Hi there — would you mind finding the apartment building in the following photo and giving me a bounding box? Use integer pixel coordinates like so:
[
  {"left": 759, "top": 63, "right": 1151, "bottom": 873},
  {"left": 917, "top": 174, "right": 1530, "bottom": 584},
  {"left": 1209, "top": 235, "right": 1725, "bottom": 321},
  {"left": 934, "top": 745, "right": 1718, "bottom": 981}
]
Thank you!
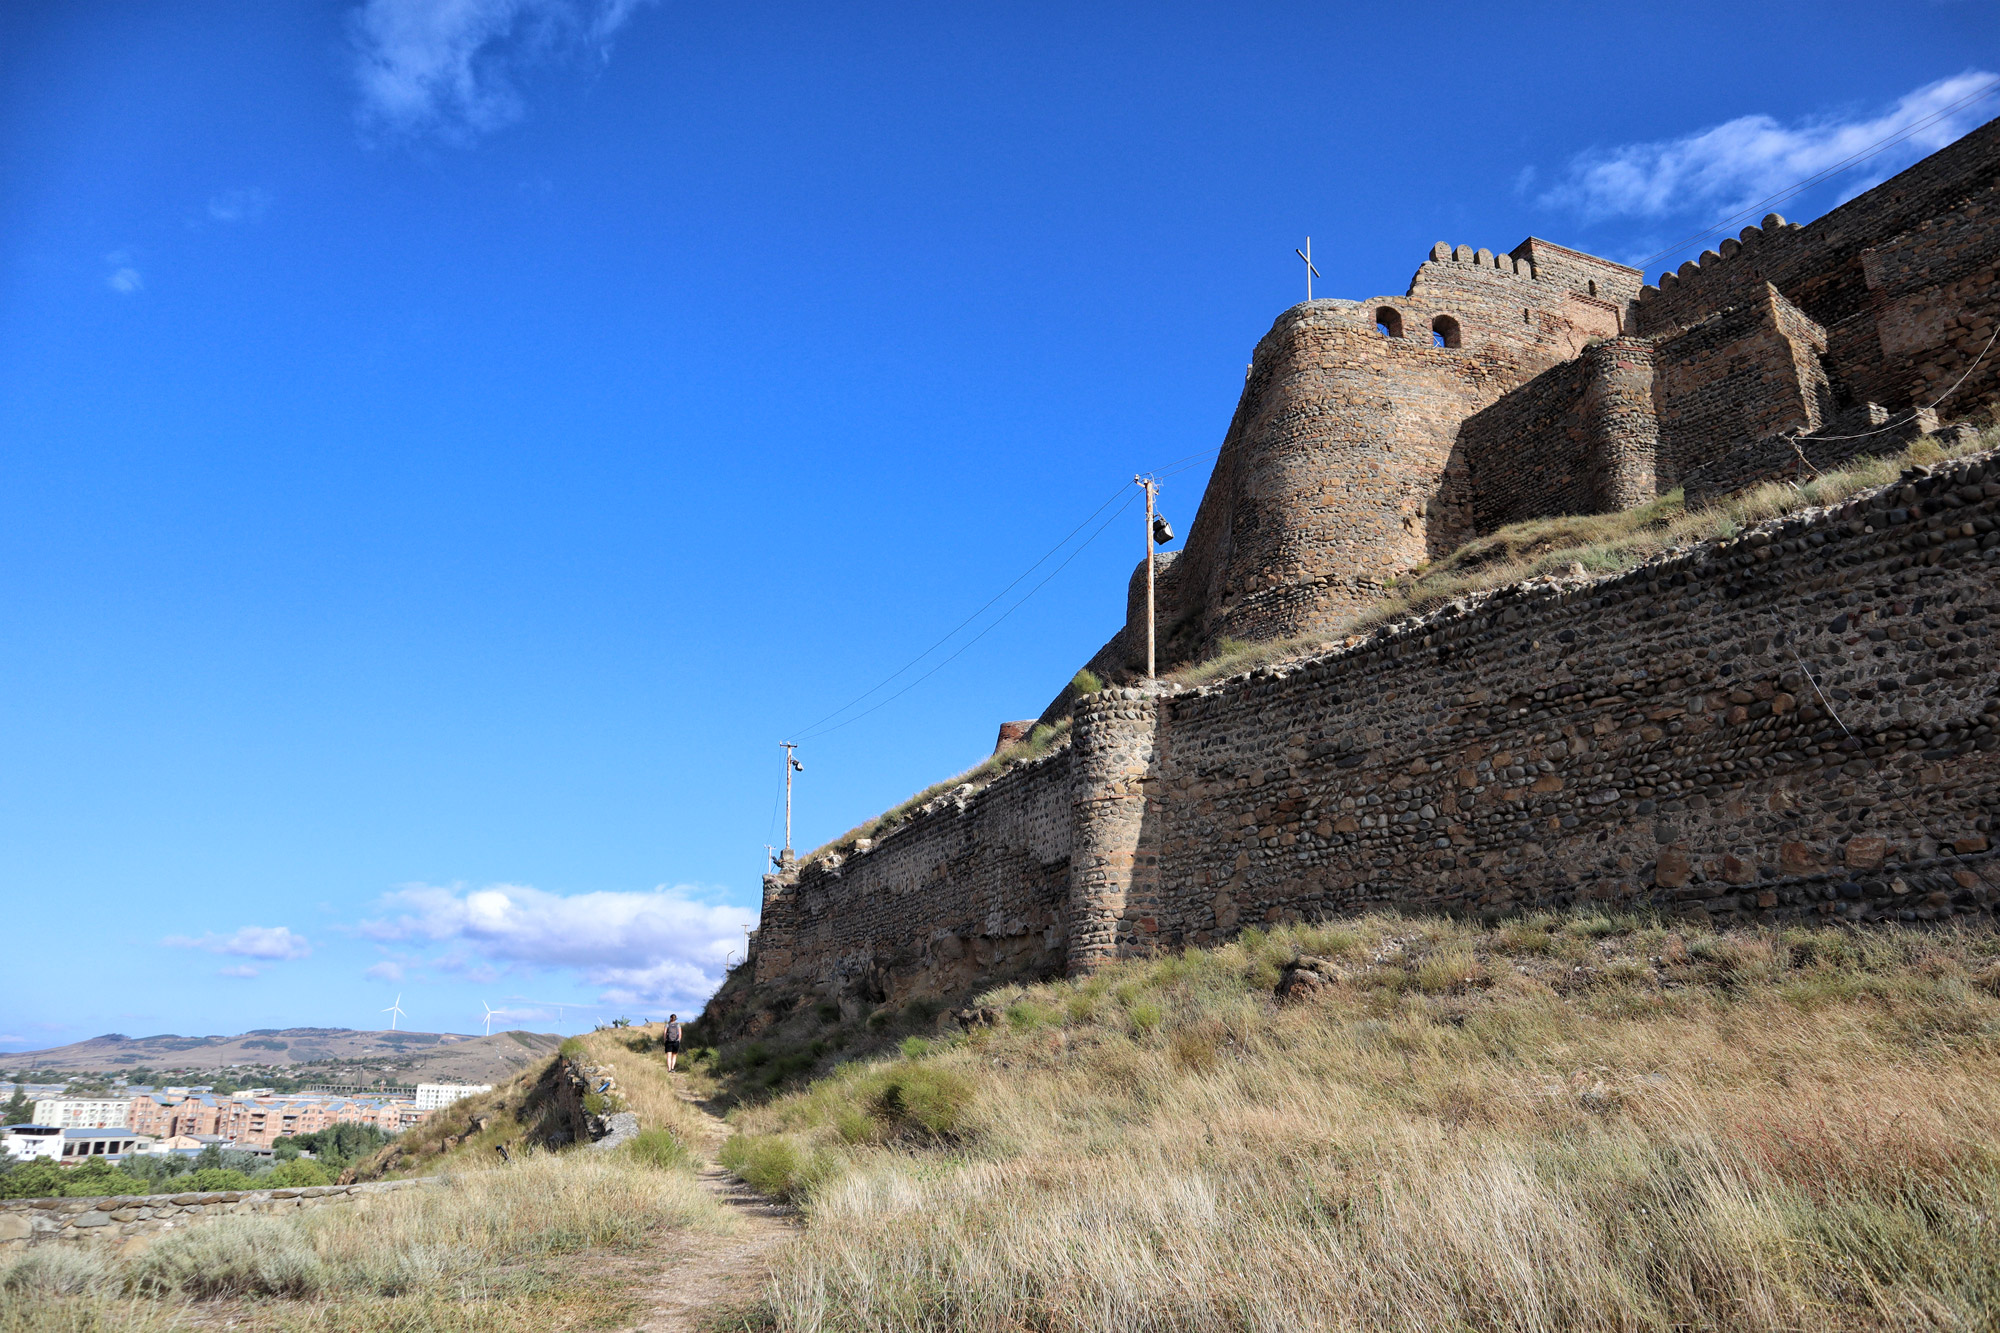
[{"left": 30, "top": 1098, "right": 131, "bottom": 1129}]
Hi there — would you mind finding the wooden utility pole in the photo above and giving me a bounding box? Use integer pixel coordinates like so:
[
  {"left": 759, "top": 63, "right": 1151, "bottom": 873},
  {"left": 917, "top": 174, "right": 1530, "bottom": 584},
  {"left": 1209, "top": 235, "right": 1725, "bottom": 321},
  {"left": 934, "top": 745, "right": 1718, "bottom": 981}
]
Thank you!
[
  {"left": 780, "top": 743, "right": 802, "bottom": 855},
  {"left": 1136, "top": 475, "right": 1159, "bottom": 678}
]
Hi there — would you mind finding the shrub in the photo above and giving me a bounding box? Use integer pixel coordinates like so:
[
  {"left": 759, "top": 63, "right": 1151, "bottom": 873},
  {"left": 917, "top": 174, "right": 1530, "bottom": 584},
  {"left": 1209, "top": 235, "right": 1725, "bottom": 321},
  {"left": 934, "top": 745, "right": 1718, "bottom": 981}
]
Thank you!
[
  {"left": 130, "top": 1216, "right": 326, "bottom": 1298},
  {"left": 264, "top": 1158, "right": 334, "bottom": 1189},
  {"left": 177, "top": 1167, "right": 255, "bottom": 1194},
  {"left": 865, "top": 1010, "right": 891, "bottom": 1033},
  {"left": 1071, "top": 668, "right": 1103, "bottom": 695},
  {"left": 814, "top": 1001, "right": 841, "bottom": 1024},
  {"left": 1, "top": 1245, "right": 113, "bottom": 1296},
  {"left": 867, "top": 1066, "right": 975, "bottom": 1139},
  {"left": 719, "top": 1134, "right": 834, "bottom": 1201},
  {"left": 558, "top": 1037, "right": 585, "bottom": 1059},
  {"left": 624, "top": 1128, "right": 693, "bottom": 1172},
  {"left": 1126, "top": 1000, "right": 1164, "bottom": 1035},
  {"left": 899, "top": 1036, "right": 933, "bottom": 1061}
]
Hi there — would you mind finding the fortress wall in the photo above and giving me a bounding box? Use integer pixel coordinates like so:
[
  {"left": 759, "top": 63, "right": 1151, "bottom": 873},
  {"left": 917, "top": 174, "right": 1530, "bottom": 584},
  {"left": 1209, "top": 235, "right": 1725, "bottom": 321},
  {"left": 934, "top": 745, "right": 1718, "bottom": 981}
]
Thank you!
[
  {"left": 1633, "top": 117, "right": 2000, "bottom": 412},
  {"left": 1143, "top": 450, "right": 2000, "bottom": 943},
  {"left": 744, "top": 453, "right": 2000, "bottom": 1014},
  {"left": 1866, "top": 192, "right": 2000, "bottom": 416},
  {"left": 753, "top": 747, "right": 1075, "bottom": 1009},
  {"left": 1453, "top": 338, "right": 1661, "bottom": 534}
]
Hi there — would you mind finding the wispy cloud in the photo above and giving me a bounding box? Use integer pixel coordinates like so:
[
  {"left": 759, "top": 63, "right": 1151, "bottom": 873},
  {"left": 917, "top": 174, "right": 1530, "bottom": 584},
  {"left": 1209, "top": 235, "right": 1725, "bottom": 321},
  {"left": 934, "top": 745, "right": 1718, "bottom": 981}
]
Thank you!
[
  {"left": 207, "top": 187, "right": 272, "bottom": 223},
  {"left": 104, "top": 250, "right": 142, "bottom": 294},
  {"left": 1541, "top": 70, "right": 1998, "bottom": 223},
  {"left": 364, "top": 960, "right": 406, "bottom": 983},
  {"left": 163, "top": 925, "right": 312, "bottom": 961},
  {"left": 348, "top": 0, "right": 657, "bottom": 144},
  {"left": 358, "top": 882, "right": 751, "bottom": 1008},
  {"left": 217, "top": 964, "right": 263, "bottom": 979}
]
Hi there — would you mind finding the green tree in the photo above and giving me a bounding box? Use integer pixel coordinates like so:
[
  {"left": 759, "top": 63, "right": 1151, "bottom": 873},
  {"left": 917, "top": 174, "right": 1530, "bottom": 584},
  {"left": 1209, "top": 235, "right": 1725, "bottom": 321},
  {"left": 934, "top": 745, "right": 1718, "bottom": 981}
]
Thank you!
[
  {"left": 264, "top": 1158, "right": 332, "bottom": 1188},
  {"left": 0, "top": 1160, "right": 66, "bottom": 1199},
  {"left": 1, "top": 1085, "right": 30, "bottom": 1124},
  {"left": 180, "top": 1167, "right": 254, "bottom": 1192},
  {"left": 61, "top": 1158, "right": 141, "bottom": 1197},
  {"left": 193, "top": 1143, "right": 224, "bottom": 1171}
]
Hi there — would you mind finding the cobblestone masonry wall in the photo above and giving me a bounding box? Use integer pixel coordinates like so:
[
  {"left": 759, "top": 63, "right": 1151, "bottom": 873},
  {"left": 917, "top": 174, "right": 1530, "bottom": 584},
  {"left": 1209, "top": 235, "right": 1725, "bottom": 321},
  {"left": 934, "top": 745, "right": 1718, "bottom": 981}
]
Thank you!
[
  {"left": 0, "top": 1178, "right": 427, "bottom": 1251},
  {"left": 1147, "top": 448, "right": 2000, "bottom": 941},
  {"left": 754, "top": 748, "right": 1074, "bottom": 1010},
  {"left": 747, "top": 451, "right": 2000, "bottom": 1007}
]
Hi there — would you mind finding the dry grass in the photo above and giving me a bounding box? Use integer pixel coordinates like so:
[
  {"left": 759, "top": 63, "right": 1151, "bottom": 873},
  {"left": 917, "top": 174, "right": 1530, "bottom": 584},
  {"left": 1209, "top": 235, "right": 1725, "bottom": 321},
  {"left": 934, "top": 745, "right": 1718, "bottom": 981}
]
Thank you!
[
  {"left": 1, "top": 1149, "right": 732, "bottom": 1330},
  {"left": 1168, "top": 425, "right": 1999, "bottom": 688},
  {"left": 719, "top": 910, "right": 2000, "bottom": 1331},
  {"left": 1, "top": 1038, "right": 735, "bottom": 1331}
]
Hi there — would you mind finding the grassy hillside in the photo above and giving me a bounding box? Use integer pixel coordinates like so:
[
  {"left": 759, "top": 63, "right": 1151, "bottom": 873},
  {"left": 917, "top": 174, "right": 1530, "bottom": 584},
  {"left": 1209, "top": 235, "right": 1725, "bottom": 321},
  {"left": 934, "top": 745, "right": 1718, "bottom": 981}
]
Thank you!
[
  {"left": 1, "top": 1025, "right": 729, "bottom": 1332},
  {"left": 715, "top": 909, "right": 2000, "bottom": 1332}
]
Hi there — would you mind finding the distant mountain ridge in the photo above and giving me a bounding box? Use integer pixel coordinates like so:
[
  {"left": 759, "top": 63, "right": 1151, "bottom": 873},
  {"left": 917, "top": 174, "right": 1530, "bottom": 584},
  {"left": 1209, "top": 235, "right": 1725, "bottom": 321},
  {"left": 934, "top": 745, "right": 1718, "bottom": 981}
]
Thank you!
[{"left": 1, "top": 1027, "right": 563, "bottom": 1084}]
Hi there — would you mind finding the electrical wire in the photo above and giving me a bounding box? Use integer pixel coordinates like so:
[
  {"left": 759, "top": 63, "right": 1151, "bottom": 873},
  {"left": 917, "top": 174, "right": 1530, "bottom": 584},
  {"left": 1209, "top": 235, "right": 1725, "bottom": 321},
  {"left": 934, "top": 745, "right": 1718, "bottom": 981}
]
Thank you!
[
  {"left": 1794, "top": 322, "right": 2000, "bottom": 447},
  {"left": 794, "top": 491, "right": 1139, "bottom": 741},
  {"left": 782, "top": 482, "right": 1132, "bottom": 739},
  {"left": 1633, "top": 77, "right": 2000, "bottom": 276}
]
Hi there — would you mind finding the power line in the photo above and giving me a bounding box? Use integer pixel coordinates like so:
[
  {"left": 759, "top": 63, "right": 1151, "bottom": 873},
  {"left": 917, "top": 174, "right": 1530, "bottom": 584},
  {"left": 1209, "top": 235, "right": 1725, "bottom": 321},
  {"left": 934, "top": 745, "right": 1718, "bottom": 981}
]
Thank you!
[
  {"left": 782, "top": 481, "right": 1132, "bottom": 740},
  {"left": 795, "top": 492, "right": 1138, "bottom": 741},
  {"left": 1633, "top": 77, "right": 2000, "bottom": 275}
]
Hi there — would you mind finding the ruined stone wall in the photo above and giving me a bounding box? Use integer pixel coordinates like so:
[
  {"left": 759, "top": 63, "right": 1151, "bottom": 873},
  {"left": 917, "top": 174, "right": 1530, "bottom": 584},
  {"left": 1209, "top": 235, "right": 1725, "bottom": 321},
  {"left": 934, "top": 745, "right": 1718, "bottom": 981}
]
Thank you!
[
  {"left": 753, "top": 748, "right": 1074, "bottom": 1009},
  {"left": 745, "top": 453, "right": 2000, "bottom": 1009},
  {"left": 1139, "top": 450, "right": 2000, "bottom": 943},
  {"left": 0, "top": 1178, "right": 428, "bottom": 1251}
]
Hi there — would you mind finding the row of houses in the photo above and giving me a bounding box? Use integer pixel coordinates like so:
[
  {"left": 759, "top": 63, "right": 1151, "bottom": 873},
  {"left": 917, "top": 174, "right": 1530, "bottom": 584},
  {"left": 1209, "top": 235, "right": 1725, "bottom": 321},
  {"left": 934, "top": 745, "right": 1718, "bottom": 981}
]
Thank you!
[{"left": 19, "top": 1082, "right": 491, "bottom": 1152}]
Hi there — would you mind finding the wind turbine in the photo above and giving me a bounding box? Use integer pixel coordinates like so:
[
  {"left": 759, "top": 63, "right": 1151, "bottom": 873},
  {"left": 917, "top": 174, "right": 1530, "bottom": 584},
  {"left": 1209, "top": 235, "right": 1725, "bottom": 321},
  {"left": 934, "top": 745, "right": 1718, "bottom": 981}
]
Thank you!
[
  {"left": 481, "top": 1002, "right": 498, "bottom": 1036},
  {"left": 381, "top": 994, "right": 406, "bottom": 1031}
]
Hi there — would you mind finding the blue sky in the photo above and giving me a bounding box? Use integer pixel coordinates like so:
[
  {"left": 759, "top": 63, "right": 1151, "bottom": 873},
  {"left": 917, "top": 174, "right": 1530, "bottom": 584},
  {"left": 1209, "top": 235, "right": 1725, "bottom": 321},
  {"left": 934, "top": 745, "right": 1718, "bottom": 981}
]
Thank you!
[{"left": 2, "top": 0, "right": 1994, "bottom": 1051}]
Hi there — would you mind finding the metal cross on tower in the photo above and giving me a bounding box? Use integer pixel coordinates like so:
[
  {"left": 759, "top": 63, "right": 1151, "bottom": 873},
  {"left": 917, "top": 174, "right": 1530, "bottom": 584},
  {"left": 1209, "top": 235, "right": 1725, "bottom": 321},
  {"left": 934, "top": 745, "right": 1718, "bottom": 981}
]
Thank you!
[{"left": 1295, "top": 237, "right": 1321, "bottom": 301}]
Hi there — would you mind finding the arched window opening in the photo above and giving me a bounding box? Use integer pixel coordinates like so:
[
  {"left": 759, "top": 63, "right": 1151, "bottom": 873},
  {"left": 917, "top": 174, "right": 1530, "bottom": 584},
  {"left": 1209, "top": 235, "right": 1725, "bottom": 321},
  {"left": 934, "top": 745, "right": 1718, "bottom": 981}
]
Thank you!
[
  {"left": 1587, "top": 279, "right": 1598, "bottom": 296},
  {"left": 1374, "top": 306, "right": 1403, "bottom": 338},
  {"left": 1431, "top": 315, "right": 1462, "bottom": 349}
]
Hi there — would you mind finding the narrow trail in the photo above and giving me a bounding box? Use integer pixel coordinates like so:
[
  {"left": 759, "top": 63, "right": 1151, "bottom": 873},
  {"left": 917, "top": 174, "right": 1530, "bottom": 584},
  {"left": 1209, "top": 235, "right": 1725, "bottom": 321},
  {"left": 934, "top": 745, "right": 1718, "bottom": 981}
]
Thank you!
[{"left": 621, "top": 1082, "right": 798, "bottom": 1333}]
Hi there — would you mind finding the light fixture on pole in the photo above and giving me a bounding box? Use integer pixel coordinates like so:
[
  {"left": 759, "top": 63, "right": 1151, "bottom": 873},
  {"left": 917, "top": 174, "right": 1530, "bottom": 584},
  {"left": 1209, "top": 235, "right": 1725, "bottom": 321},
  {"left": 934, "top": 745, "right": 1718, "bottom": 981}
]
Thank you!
[
  {"left": 1133, "top": 475, "right": 1171, "bottom": 678},
  {"left": 780, "top": 743, "right": 804, "bottom": 856}
]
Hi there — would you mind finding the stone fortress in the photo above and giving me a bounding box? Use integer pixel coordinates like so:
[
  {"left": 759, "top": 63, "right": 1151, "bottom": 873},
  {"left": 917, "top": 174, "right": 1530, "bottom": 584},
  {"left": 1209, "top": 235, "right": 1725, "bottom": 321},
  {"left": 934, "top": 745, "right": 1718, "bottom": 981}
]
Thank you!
[{"left": 720, "top": 116, "right": 2000, "bottom": 1025}]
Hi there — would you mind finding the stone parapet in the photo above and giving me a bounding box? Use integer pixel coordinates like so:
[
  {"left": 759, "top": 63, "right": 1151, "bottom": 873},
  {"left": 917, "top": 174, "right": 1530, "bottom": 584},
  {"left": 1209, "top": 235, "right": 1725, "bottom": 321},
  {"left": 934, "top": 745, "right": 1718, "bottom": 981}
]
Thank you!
[{"left": 0, "top": 1177, "right": 429, "bottom": 1250}]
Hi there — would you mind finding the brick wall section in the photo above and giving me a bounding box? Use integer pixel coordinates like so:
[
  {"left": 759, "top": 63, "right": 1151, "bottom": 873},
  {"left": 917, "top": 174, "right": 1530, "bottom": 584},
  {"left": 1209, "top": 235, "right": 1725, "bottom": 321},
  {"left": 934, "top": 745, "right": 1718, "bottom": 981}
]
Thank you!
[
  {"left": 0, "top": 1178, "right": 428, "bottom": 1250},
  {"left": 754, "top": 749, "right": 1074, "bottom": 1009},
  {"left": 743, "top": 452, "right": 2000, "bottom": 1012},
  {"left": 1653, "top": 285, "right": 1834, "bottom": 484}
]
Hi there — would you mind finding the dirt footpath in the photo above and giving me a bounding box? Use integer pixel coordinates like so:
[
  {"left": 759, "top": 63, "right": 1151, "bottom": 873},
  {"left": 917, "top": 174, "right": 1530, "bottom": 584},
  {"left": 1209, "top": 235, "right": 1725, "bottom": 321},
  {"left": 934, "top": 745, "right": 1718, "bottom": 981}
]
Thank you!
[{"left": 622, "top": 1088, "right": 796, "bottom": 1332}]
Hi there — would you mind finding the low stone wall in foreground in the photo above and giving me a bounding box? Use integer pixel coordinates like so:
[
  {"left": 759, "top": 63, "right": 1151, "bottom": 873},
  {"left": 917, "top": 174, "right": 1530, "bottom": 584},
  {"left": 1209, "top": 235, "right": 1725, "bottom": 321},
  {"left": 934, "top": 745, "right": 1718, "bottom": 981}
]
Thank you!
[{"left": 0, "top": 1177, "right": 428, "bottom": 1251}]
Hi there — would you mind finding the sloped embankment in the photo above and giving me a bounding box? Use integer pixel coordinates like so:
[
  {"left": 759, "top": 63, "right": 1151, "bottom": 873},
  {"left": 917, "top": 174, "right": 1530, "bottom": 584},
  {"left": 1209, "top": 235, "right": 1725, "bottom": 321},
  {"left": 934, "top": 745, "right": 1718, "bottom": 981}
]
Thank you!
[
  {"left": 716, "top": 908, "right": 2000, "bottom": 1332},
  {"left": 349, "top": 1025, "right": 708, "bottom": 1180}
]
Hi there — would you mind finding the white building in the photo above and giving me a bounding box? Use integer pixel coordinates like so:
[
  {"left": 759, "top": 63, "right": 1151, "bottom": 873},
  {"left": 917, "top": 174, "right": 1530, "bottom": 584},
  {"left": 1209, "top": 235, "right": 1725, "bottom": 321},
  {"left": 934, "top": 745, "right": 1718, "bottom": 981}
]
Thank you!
[
  {"left": 413, "top": 1083, "right": 491, "bottom": 1111},
  {"left": 3, "top": 1125, "right": 61, "bottom": 1161},
  {"left": 56, "top": 1128, "right": 154, "bottom": 1161},
  {"left": 31, "top": 1098, "right": 131, "bottom": 1129}
]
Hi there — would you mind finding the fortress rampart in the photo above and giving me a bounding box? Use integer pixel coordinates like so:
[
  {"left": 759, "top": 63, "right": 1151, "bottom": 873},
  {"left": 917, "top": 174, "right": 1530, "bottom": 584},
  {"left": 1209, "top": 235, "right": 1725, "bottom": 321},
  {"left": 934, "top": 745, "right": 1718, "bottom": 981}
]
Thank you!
[
  {"left": 751, "top": 450, "right": 2000, "bottom": 1011},
  {"left": 735, "top": 122, "right": 2000, "bottom": 1018}
]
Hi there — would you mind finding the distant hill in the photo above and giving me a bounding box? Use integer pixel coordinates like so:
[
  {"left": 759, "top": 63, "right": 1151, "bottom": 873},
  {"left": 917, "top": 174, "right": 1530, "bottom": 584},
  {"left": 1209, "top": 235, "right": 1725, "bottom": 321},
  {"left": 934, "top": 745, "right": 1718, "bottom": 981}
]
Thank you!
[{"left": 0, "top": 1028, "right": 563, "bottom": 1085}]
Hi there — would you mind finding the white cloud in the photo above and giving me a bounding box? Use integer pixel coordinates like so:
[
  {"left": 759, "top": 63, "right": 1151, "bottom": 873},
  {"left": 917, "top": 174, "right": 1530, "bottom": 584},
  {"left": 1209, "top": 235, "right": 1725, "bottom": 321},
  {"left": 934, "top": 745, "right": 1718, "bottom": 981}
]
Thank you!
[
  {"left": 347, "top": 0, "right": 656, "bottom": 143},
  {"left": 217, "top": 965, "right": 262, "bottom": 979},
  {"left": 1542, "top": 71, "right": 1998, "bottom": 223},
  {"left": 207, "top": 187, "right": 272, "bottom": 223},
  {"left": 365, "top": 960, "right": 405, "bottom": 983},
  {"left": 163, "top": 925, "right": 312, "bottom": 961},
  {"left": 104, "top": 250, "right": 142, "bottom": 294},
  {"left": 359, "top": 882, "right": 752, "bottom": 1008}
]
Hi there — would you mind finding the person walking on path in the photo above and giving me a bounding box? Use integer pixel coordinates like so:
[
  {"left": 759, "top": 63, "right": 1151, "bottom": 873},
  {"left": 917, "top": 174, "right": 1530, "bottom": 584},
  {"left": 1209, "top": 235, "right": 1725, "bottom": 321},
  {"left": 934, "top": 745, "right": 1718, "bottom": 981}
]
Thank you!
[{"left": 664, "top": 1014, "right": 683, "bottom": 1072}]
